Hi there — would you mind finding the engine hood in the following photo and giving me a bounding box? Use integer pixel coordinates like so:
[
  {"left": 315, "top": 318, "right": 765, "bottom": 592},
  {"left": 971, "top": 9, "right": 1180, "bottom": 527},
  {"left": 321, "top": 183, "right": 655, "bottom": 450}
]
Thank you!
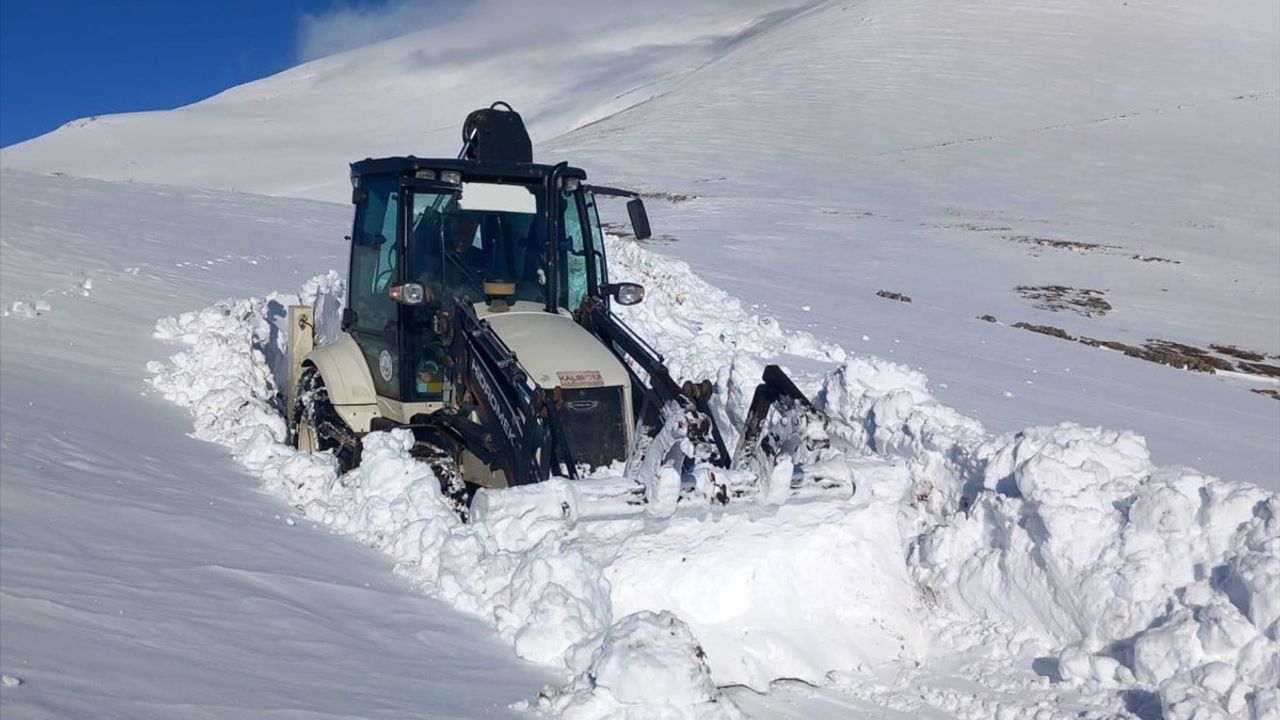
[{"left": 478, "top": 301, "right": 631, "bottom": 391}]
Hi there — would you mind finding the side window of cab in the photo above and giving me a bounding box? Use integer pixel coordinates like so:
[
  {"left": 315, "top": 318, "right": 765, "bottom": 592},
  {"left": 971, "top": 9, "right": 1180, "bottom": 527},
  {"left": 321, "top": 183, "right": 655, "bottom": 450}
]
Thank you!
[
  {"left": 348, "top": 174, "right": 403, "bottom": 398},
  {"left": 561, "top": 190, "right": 589, "bottom": 311},
  {"left": 583, "top": 190, "right": 608, "bottom": 293}
]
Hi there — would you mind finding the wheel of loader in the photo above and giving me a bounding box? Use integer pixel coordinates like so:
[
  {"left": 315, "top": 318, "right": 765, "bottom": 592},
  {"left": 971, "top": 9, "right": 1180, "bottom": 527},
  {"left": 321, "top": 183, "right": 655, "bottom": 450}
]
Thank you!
[
  {"left": 292, "top": 366, "right": 358, "bottom": 472},
  {"left": 406, "top": 432, "right": 483, "bottom": 522}
]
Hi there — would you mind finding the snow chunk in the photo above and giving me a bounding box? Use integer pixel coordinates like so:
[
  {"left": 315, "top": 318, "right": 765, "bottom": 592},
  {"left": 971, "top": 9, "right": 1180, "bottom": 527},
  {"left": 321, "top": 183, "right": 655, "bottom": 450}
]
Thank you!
[
  {"left": 6, "top": 298, "right": 51, "bottom": 318},
  {"left": 539, "top": 610, "right": 741, "bottom": 720},
  {"left": 606, "top": 500, "right": 925, "bottom": 690},
  {"left": 471, "top": 479, "right": 578, "bottom": 553},
  {"left": 310, "top": 430, "right": 462, "bottom": 576},
  {"left": 496, "top": 536, "right": 612, "bottom": 666}
]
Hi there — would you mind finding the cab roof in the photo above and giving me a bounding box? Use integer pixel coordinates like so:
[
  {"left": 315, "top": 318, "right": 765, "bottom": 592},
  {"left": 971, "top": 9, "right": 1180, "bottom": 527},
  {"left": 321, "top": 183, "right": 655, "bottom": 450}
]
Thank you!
[{"left": 350, "top": 156, "right": 587, "bottom": 182}]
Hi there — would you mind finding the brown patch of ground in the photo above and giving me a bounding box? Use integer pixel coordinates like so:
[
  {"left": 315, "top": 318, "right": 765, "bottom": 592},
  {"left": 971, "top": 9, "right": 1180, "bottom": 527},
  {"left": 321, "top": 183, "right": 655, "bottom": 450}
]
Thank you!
[
  {"left": 600, "top": 222, "right": 679, "bottom": 244},
  {"left": 1212, "top": 344, "right": 1266, "bottom": 362},
  {"left": 928, "top": 222, "right": 1013, "bottom": 231},
  {"left": 638, "top": 190, "right": 697, "bottom": 203},
  {"left": 1007, "top": 236, "right": 1180, "bottom": 264},
  {"left": 1141, "top": 340, "right": 1234, "bottom": 373},
  {"left": 1014, "top": 322, "right": 1074, "bottom": 340},
  {"left": 989, "top": 316, "right": 1279, "bottom": 396},
  {"left": 1008, "top": 235, "right": 1119, "bottom": 253},
  {"left": 1078, "top": 337, "right": 1134, "bottom": 354},
  {"left": 1016, "top": 285, "right": 1112, "bottom": 317},
  {"left": 876, "top": 290, "right": 912, "bottom": 303},
  {"left": 944, "top": 207, "right": 1016, "bottom": 222},
  {"left": 1071, "top": 335, "right": 1280, "bottom": 378},
  {"left": 1239, "top": 362, "right": 1280, "bottom": 378},
  {"left": 1076, "top": 337, "right": 1231, "bottom": 373}
]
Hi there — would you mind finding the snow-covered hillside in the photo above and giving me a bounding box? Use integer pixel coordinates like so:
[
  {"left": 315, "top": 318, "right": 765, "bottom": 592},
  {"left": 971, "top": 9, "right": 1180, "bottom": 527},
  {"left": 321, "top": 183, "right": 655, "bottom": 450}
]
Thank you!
[
  {"left": 6, "top": 170, "right": 1274, "bottom": 719},
  {"left": 0, "top": 172, "right": 559, "bottom": 718},
  {"left": 4, "top": 0, "right": 1277, "bottom": 483},
  {"left": 2, "top": 0, "right": 1278, "bottom": 718},
  {"left": 0, "top": 0, "right": 802, "bottom": 199},
  {"left": 547, "top": 0, "right": 1280, "bottom": 481},
  {"left": 547, "top": 1, "right": 1280, "bottom": 481}
]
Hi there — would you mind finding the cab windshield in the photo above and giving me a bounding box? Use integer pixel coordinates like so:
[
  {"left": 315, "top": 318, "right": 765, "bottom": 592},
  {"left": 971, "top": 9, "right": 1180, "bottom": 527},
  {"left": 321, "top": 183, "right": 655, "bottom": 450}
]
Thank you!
[
  {"left": 346, "top": 172, "right": 605, "bottom": 403},
  {"left": 406, "top": 181, "right": 595, "bottom": 311}
]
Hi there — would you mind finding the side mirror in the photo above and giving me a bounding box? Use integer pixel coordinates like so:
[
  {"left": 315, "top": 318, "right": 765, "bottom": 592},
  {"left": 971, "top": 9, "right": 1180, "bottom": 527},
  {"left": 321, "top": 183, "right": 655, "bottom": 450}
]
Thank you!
[
  {"left": 626, "top": 197, "right": 651, "bottom": 240},
  {"left": 388, "top": 283, "right": 426, "bottom": 305},
  {"left": 605, "top": 282, "right": 645, "bottom": 306},
  {"left": 341, "top": 308, "right": 357, "bottom": 330}
]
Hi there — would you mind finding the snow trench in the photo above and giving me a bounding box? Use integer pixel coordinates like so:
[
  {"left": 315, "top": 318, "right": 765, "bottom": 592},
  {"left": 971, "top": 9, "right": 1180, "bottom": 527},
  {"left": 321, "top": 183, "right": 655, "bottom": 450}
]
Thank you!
[{"left": 148, "top": 238, "right": 1279, "bottom": 720}]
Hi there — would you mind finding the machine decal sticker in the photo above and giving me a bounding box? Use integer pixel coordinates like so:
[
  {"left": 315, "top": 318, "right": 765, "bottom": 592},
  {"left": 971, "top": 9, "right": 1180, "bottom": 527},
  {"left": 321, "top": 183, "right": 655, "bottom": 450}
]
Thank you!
[
  {"left": 557, "top": 370, "right": 604, "bottom": 388},
  {"left": 378, "top": 350, "right": 394, "bottom": 382}
]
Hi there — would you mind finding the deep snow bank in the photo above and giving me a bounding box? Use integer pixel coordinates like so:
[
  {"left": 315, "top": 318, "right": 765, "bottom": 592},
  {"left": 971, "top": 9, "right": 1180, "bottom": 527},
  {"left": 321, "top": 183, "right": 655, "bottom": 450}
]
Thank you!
[
  {"left": 602, "top": 499, "right": 924, "bottom": 689},
  {"left": 142, "top": 266, "right": 919, "bottom": 717},
  {"left": 144, "top": 297, "right": 921, "bottom": 696},
  {"left": 811, "top": 356, "right": 1280, "bottom": 719},
  {"left": 147, "top": 236, "right": 1279, "bottom": 719}
]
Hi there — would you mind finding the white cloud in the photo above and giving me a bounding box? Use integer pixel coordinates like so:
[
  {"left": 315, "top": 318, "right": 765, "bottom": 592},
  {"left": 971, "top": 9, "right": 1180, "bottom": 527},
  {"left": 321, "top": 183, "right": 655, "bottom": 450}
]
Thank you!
[
  {"left": 296, "top": 0, "right": 468, "bottom": 62},
  {"left": 295, "top": 0, "right": 792, "bottom": 63}
]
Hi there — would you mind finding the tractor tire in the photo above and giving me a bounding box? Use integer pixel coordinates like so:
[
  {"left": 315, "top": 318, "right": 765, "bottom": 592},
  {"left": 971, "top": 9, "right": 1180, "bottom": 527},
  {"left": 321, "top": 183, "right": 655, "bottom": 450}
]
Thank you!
[
  {"left": 292, "top": 366, "right": 358, "bottom": 473},
  {"left": 407, "top": 433, "right": 475, "bottom": 521}
]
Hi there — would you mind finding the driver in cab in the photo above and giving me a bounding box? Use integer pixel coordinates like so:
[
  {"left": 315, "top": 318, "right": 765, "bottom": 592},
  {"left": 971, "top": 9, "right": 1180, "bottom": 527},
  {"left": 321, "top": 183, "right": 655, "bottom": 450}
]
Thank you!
[
  {"left": 412, "top": 212, "right": 483, "bottom": 304},
  {"left": 445, "top": 214, "right": 483, "bottom": 270}
]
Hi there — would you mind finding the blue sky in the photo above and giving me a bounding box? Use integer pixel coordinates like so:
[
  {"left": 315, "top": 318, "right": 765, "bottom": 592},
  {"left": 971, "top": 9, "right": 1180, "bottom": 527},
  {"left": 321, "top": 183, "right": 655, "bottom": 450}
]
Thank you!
[{"left": 0, "top": 1, "right": 400, "bottom": 147}]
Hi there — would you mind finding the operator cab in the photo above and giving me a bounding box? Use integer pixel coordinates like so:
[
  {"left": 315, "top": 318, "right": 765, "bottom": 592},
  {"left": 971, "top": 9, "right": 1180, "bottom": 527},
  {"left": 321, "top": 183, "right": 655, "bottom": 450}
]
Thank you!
[{"left": 344, "top": 157, "right": 647, "bottom": 407}]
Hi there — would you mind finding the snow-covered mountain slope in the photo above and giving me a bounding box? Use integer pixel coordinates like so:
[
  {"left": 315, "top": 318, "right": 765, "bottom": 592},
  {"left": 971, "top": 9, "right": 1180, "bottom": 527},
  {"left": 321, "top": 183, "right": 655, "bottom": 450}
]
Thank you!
[
  {"left": 11, "top": 169, "right": 1271, "bottom": 720},
  {"left": 545, "top": 0, "right": 1280, "bottom": 483},
  {"left": 4, "top": 0, "right": 1276, "bottom": 483},
  {"left": 550, "top": 0, "right": 1280, "bottom": 348},
  {"left": 0, "top": 171, "right": 557, "bottom": 719},
  {"left": 0, "top": 0, "right": 802, "bottom": 199}
]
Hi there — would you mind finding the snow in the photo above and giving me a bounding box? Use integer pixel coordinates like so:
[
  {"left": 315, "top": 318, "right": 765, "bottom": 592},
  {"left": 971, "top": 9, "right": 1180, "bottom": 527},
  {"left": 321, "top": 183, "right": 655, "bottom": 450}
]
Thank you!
[
  {"left": 602, "top": 500, "right": 925, "bottom": 690},
  {"left": 131, "top": 199, "right": 1276, "bottom": 717},
  {"left": 0, "top": 172, "right": 556, "bottom": 719},
  {"left": 911, "top": 423, "right": 1280, "bottom": 716},
  {"left": 2, "top": 166, "right": 1275, "bottom": 717},
  {"left": 545, "top": 0, "right": 1280, "bottom": 484},
  {"left": 5, "top": 0, "right": 1276, "bottom": 486},
  {"left": 141, "top": 269, "right": 913, "bottom": 695},
  {"left": 538, "top": 610, "right": 740, "bottom": 720},
  {"left": 0, "top": 1, "right": 801, "bottom": 201},
  {"left": 2, "top": 0, "right": 1278, "bottom": 717}
]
